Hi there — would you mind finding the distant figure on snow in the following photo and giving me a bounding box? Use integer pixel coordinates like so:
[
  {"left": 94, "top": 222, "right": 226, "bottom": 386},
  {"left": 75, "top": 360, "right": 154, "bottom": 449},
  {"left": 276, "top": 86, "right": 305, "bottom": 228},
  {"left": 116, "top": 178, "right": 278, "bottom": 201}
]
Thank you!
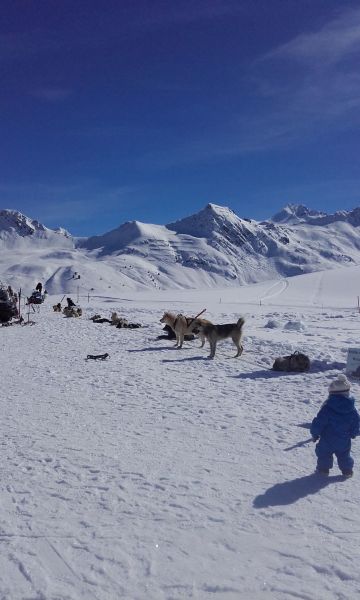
[
  {"left": 36, "top": 282, "right": 43, "bottom": 293},
  {"left": 311, "top": 374, "right": 360, "bottom": 478},
  {"left": 67, "top": 297, "right": 76, "bottom": 308}
]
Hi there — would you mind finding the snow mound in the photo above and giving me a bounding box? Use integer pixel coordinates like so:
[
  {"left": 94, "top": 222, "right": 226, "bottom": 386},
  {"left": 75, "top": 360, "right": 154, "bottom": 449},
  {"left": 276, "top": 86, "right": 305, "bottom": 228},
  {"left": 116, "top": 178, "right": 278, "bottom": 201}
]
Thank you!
[
  {"left": 284, "top": 320, "right": 306, "bottom": 332},
  {"left": 264, "top": 319, "right": 281, "bottom": 329}
]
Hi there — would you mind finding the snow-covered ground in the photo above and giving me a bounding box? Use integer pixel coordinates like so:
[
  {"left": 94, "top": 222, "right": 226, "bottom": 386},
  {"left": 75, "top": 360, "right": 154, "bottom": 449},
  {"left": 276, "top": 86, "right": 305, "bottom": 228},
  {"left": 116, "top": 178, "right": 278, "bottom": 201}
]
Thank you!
[{"left": 1, "top": 268, "right": 360, "bottom": 599}]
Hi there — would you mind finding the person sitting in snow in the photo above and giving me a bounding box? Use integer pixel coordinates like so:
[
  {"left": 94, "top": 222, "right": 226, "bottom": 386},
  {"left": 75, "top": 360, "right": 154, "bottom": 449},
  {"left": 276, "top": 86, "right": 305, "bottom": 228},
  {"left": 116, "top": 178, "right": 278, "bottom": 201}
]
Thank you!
[{"left": 311, "top": 374, "right": 360, "bottom": 478}]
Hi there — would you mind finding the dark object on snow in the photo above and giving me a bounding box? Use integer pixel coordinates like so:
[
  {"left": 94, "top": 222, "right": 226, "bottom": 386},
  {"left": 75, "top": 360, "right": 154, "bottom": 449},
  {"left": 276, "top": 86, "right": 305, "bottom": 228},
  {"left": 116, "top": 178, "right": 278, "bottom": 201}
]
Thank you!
[
  {"left": 160, "top": 324, "right": 176, "bottom": 339},
  {"left": 89, "top": 314, "right": 112, "bottom": 323},
  {"left": 1, "top": 316, "right": 24, "bottom": 327},
  {"left": 157, "top": 324, "right": 195, "bottom": 341},
  {"left": 0, "top": 286, "right": 18, "bottom": 323},
  {"left": 92, "top": 318, "right": 112, "bottom": 324},
  {"left": 27, "top": 290, "right": 44, "bottom": 305},
  {"left": 272, "top": 351, "right": 310, "bottom": 372},
  {"left": 67, "top": 297, "right": 76, "bottom": 308},
  {"left": 36, "top": 282, "right": 43, "bottom": 293},
  {"left": 116, "top": 319, "right": 142, "bottom": 329},
  {"left": 86, "top": 353, "right": 110, "bottom": 361}
]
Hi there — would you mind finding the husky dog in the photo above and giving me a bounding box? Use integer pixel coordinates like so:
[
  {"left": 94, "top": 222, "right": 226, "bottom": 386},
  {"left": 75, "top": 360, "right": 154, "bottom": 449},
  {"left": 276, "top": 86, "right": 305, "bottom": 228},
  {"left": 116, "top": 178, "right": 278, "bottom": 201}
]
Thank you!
[
  {"left": 198, "top": 317, "right": 245, "bottom": 359},
  {"left": 111, "top": 311, "right": 121, "bottom": 325},
  {"left": 160, "top": 312, "right": 189, "bottom": 348},
  {"left": 160, "top": 311, "right": 213, "bottom": 348},
  {"left": 190, "top": 317, "right": 214, "bottom": 348},
  {"left": 63, "top": 306, "right": 82, "bottom": 318}
]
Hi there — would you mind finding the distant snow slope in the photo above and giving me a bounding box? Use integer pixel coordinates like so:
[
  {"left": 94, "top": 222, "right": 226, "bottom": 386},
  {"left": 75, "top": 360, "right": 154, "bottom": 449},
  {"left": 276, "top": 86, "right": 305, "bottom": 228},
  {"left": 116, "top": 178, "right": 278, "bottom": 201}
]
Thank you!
[{"left": 2, "top": 203, "right": 360, "bottom": 294}]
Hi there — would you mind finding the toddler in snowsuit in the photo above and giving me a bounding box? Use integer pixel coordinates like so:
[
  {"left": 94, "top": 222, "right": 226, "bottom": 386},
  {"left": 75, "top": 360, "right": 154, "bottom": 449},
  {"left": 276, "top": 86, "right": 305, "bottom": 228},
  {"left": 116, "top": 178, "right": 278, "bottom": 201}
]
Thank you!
[{"left": 310, "top": 374, "right": 359, "bottom": 478}]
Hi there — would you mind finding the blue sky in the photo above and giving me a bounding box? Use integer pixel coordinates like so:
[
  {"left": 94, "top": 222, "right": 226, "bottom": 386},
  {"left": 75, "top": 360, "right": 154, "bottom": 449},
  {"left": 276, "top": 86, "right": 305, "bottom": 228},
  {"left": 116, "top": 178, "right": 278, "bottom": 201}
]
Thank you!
[{"left": 1, "top": 0, "right": 360, "bottom": 235}]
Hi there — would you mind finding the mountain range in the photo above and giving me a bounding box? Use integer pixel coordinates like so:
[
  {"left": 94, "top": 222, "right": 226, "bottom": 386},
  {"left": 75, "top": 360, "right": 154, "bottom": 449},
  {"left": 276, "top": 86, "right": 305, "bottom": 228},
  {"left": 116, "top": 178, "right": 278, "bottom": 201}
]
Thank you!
[{"left": 1, "top": 203, "right": 360, "bottom": 295}]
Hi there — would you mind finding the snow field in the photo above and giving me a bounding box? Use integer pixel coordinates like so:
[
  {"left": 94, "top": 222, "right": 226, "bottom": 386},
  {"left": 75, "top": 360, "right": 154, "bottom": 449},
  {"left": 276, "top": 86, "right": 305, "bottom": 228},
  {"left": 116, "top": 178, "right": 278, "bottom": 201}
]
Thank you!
[{"left": 1, "top": 289, "right": 360, "bottom": 599}]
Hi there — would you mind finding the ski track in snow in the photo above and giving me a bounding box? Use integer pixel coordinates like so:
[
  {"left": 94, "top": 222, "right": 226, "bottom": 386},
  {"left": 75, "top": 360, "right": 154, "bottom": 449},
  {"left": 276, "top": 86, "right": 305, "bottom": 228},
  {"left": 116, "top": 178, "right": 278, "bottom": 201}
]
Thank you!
[
  {"left": 259, "top": 278, "right": 289, "bottom": 304},
  {"left": 1, "top": 294, "right": 360, "bottom": 600}
]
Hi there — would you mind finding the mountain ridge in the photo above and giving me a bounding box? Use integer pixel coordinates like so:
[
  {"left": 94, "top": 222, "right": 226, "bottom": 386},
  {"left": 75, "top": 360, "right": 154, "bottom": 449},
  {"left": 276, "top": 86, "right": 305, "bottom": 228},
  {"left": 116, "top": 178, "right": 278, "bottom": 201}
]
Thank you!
[{"left": 1, "top": 203, "right": 360, "bottom": 293}]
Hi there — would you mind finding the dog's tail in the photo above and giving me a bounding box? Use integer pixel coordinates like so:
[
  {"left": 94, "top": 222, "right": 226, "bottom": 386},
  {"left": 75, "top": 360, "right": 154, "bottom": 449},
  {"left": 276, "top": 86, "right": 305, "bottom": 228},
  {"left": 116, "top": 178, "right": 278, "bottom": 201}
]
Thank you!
[{"left": 236, "top": 317, "right": 245, "bottom": 329}]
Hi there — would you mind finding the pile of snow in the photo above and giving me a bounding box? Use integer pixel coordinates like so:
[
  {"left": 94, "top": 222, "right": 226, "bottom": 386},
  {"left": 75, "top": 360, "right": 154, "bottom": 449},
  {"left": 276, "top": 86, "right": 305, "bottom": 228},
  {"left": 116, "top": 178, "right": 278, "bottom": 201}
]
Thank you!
[
  {"left": 284, "top": 320, "right": 306, "bottom": 332},
  {"left": 264, "top": 318, "right": 281, "bottom": 329}
]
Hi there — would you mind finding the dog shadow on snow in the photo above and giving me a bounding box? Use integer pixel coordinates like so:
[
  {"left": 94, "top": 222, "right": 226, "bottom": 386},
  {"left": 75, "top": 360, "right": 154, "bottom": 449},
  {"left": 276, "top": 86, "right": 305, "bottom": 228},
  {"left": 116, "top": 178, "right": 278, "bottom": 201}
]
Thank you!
[
  {"left": 253, "top": 473, "right": 344, "bottom": 508},
  {"left": 128, "top": 346, "right": 186, "bottom": 353},
  {"left": 162, "top": 356, "right": 209, "bottom": 363}
]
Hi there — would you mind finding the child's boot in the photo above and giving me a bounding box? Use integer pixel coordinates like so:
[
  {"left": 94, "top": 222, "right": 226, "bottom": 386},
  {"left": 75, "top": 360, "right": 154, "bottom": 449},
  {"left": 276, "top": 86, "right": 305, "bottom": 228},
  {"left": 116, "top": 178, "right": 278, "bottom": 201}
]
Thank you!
[{"left": 316, "top": 468, "right": 329, "bottom": 476}]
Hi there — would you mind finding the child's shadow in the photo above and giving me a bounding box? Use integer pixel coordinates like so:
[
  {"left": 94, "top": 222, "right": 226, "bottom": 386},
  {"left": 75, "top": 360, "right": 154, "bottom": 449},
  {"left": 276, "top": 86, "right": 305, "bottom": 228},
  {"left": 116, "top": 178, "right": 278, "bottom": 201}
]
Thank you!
[{"left": 253, "top": 473, "right": 343, "bottom": 508}]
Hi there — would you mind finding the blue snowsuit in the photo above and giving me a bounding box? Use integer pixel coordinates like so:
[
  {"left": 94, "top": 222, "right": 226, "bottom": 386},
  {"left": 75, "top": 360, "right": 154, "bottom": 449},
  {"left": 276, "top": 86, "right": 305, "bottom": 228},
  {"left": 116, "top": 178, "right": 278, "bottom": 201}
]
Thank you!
[{"left": 310, "top": 393, "right": 360, "bottom": 473}]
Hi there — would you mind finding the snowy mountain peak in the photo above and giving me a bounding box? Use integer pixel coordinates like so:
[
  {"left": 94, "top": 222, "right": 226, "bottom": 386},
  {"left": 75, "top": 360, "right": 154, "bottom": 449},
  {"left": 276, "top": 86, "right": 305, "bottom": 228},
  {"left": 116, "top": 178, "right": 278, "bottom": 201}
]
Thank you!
[
  {"left": 0, "top": 209, "right": 72, "bottom": 240},
  {"left": 54, "top": 226, "right": 72, "bottom": 239},
  {"left": 271, "top": 203, "right": 360, "bottom": 227},
  {"left": 0, "top": 209, "right": 48, "bottom": 237},
  {"left": 82, "top": 219, "right": 169, "bottom": 253},
  {"left": 271, "top": 204, "right": 327, "bottom": 224},
  {"left": 167, "top": 203, "right": 243, "bottom": 238}
]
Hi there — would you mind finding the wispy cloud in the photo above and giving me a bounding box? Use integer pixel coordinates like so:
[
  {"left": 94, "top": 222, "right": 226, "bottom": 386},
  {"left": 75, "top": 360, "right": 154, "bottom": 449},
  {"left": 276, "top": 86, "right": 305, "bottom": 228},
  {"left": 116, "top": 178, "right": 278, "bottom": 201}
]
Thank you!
[
  {"left": 125, "top": 5, "right": 360, "bottom": 171},
  {"left": 265, "top": 7, "right": 360, "bottom": 68},
  {"left": 254, "top": 6, "right": 360, "bottom": 121},
  {"left": 157, "top": 6, "right": 360, "bottom": 166}
]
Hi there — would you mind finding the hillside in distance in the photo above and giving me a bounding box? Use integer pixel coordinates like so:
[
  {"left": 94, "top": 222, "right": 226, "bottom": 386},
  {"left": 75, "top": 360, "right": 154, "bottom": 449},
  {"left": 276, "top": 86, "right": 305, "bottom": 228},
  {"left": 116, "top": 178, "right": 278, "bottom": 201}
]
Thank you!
[{"left": 1, "top": 203, "right": 360, "bottom": 294}]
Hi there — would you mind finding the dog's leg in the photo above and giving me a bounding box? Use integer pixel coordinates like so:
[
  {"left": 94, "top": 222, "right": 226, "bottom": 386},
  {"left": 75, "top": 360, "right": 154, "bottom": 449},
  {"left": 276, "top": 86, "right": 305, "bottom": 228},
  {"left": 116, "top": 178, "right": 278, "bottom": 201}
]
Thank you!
[
  {"left": 178, "top": 334, "right": 184, "bottom": 349},
  {"left": 234, "top": 344, "right": 243, "bottom": 358},
  {"left": 208, "top": 339, "right": 216, "bottom": 359},
  {"left": 199, "top": 333, "right": 205, "bottom": 348}
]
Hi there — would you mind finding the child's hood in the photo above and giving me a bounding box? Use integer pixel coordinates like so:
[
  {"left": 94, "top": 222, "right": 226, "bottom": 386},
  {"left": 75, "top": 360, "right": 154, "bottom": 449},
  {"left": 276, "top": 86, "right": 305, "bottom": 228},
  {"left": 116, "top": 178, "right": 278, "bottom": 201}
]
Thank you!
[{"left": 326, "top": 394, "right": 356, "bottom": 414}]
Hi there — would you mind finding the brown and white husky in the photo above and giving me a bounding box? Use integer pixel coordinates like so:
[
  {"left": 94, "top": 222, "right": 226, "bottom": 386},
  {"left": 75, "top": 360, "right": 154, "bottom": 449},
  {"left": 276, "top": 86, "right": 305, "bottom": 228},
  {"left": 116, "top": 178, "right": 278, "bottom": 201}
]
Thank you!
[{"left": 160, "top": 311, "right": 212, "bottom": 349}]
